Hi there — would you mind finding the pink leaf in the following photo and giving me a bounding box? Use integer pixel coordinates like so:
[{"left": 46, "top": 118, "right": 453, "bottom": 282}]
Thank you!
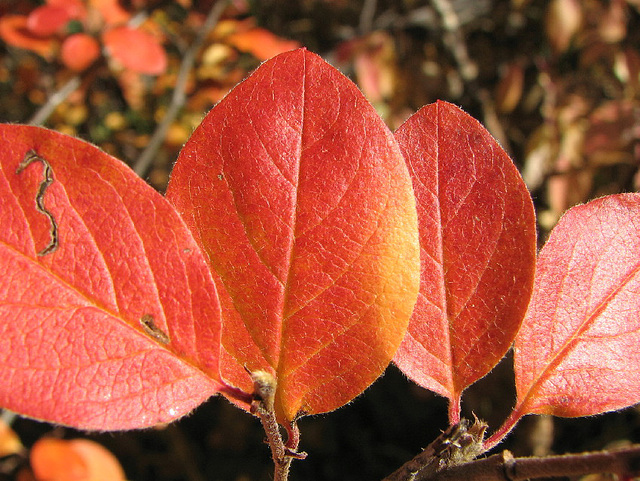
[{"left": 515, "top": 193, "right": 640, "bottom": 417}]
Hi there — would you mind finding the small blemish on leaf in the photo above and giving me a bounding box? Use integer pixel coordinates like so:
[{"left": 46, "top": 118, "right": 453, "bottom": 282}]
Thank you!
[
  {"left": 140, "top": 314, "right": 170, "bottom": 344},
  {"left": 15, "top": 149, "right": 58, "bottom": 256},
  {"left": 217, "top": 173, "right": 224, "bottom": 181},
  {"left": 183, "top": 248, "right": 191, "bottom": 254}
]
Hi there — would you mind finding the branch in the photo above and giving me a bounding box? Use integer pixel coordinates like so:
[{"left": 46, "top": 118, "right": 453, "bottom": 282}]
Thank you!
[
  {"left": 430, "top": 0, "right": 477, "bottom": 83},
  {"left": 248, "top": 369, "right": 306, "bottom": 481},
  {"left": 416, "top": 445, "right": 640, "bottom": 481},
  {"left": 382, "top": 419, "right": 487, "bottom": 481},
  {"left": 383, "top": 417, "right": 640, "bottom": 481},
  {"left": 27, "top": 75, "right": 81, "bottom": 126},
  {"left": 132, "top": 0, "right": 229, "bottom": 178}
]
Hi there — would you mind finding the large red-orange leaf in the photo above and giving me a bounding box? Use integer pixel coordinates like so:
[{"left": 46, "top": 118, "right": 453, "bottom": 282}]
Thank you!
[
  {"left": 514, "top": 193, "right": 640, "bottom": 417},
  {"left": 166, "top": 48, "right": 420, "bottom": 423},
  {"left": 393, "top": 101, "right": 536, "bottom": 416},
  {"left": 0, "top": 125, "right": 226, "bottom": 430}
]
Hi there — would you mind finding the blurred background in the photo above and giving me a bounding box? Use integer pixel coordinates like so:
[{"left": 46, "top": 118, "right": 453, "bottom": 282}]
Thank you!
[{"left": 1, "top": 0, "right": 640, "bottom": 480}]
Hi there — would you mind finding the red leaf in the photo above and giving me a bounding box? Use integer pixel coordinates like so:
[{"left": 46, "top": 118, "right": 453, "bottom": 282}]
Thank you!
[
  {"left": 514, "top": 193, "right": 640, "bottom": 417},
  {"left": 61, "top": 34, "right": 100, "bottom": 72},
  {"left": 393, "top": 101, "right": 537, "bottom": 415},
  {"left": 166, "top": 48, "right": 420, "bottom": 423},
  {"left": 102, "top": 26, "right": 167, "bottom": 75},
  {"left": 0, "top": 125, "right": 226, "bottom": 430},
  {"left": 26, "top": 5, "right": 77, "bottom": 37},
  {"left": 0, "top": 15, "right": 57, "bottom": 59}
]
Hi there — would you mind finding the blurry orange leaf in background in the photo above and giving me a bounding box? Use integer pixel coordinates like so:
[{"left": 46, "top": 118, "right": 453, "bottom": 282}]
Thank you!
[
  {"left": 0, "top": 15, "right": 57, "bottom": 59},
  {"left": 89, "top": 0, "right": 131, "bottom": 26},
  {"left": 30, "top": 438, "right": 125, "bottom": 481},
  {"left": 0, "top": 419, "right": 23, "bottom": 458},
  {"left": 26, "top": 2, "right": 86, "bottom": 37},
  {"left": 103, "top": 26, "right": 167, "bottom": 75},
  {"left": 225, "top": 22, "right": 300, "bottom": 60},
  {"left": 61, "top": 33, "right": 101, "bottom": 71}
]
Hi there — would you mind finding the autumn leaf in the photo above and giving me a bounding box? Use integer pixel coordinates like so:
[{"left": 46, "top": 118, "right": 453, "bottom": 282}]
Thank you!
[
  {"left": 30, "top": 438, "right": 125, "bottom": 481},
  {"left": 166, "top": 48, "right": 420, "bottom": 423},
  {"left": 26, "top": 3, "right": 85, "bottom": 37},
  {"left": 61, "top": 33, "right": 100, "bottom": 72},
  {"left": 393, "top": 101, "right": 537, "bottom": 420},
  {"left": 0, "top": 15, "right": 57, "bottom": 59},
  {"left": 226, "top": 26, "right": 300, "bottom": 61},
  {"left": 0, "top": 125, "right": 228, "bottom": 430},
  {"left": 514, "top": 193, "right": 640, "bottom": 418},
  {"left": 0, "top": 419, "right": 23, "bottom": 458},
  {"left": 102, "top": 26, "right": 167, "bottom": 75}
]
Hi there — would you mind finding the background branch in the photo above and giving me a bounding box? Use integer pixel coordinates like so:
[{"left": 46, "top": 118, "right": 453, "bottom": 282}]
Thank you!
[
  {"left": 133, "top": 0, "right": 229, "bottom": 178},
  {"left": 27, "top": 75, "right": 81, "bottom": 126}
]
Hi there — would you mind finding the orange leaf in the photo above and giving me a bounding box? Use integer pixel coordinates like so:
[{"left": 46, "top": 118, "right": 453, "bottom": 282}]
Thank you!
[
  {"left": 61, "top": 34, "right": 100, "bottom": 72},
  {"left": 0, "top": 15, "right": 57, "bottom": 59},
  {"left": 166, "top": 49, "right": 420, "bottom": 423},
  {"left": 26, "top": 5, "right": 82, "bottom": 37},
  {"left": 103, "top": 26, "right": 167, "bottom": 75},
  {"left": 30, "top": 439, "right": 87, "bottom": 481},
  {"left": 0, "top": 419, "right": 23, "bottom": 457},
  {"left": 89, "top": 0, "right": 131, "bottom": 26},
  {"left": 226, "top": 27, "right": 300, "bottom": 61},
  {"left": 31, "top": 438, "right": 125, "bottom": 481}
]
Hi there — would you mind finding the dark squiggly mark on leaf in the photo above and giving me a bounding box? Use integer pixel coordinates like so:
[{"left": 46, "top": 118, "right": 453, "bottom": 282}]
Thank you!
[
  {"left": 16, "top": 150, "right": 58, "bottom": 256},
  {"left": 140, "top": 314, "right": 170, "bottom": 344}
]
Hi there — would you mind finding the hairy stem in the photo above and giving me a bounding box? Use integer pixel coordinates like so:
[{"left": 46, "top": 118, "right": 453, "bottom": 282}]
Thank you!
[
  {"left": 248, "top": 370, "right": 306, "bottom": 481},
  {"left": 483, "top": 407, "right": 526, "bottom": 452}
]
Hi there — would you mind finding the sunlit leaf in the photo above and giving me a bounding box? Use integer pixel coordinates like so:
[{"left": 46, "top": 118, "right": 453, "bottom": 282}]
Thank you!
[
  {"left": 515, "top": 193, "right": 640, "bottom": 417},
  {"left": 0, "top": 125, "right": 226, "bottom": 429},
  {"left": 166, "top": 48, "right": 420, "bottom": 423},
  {"left": 393, "top": 101, "right": 536, "bottom": 415}
]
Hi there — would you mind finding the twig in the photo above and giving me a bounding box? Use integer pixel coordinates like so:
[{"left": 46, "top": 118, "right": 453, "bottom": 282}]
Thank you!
[
  {"left": 359, "top": 0, "right": 378, "bottom": 35},
  {"left": 383, "top": 419, "right": 487, "bottom": 481},
  {"left": 133, "top": 0, "right": 229, "bottom": 178},
  {"left": 27, "top": 75, "right": 81, "bottom": 126},
  {"left": 248, "top": 369, "right": 306, "bottom": 481},
  {"left": 1, "top": 409, "right": 17, "bottom": 426},
  {"left": 430, "top": 0, "right": 477, "bottom": 83},
  {"left": 415, "top": 445, "right": 640, "bottom": 481}
]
